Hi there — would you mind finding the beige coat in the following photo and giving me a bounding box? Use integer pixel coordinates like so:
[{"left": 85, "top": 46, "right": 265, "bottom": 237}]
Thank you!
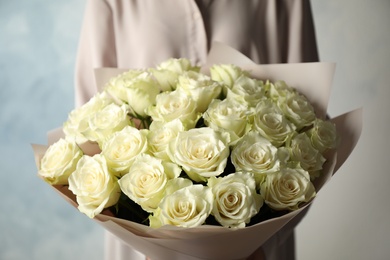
[{"left": 75, "top": 0, "right": 318, "bottom": 259}]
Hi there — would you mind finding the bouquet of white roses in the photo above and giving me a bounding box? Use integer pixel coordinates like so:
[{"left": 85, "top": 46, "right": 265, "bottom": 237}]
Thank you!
[{"left": 33, "top": 43, "right": 362, "bottom": 260}]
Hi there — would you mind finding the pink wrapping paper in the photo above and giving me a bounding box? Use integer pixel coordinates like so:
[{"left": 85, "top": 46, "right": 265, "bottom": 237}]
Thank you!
[{"left": 32, "top": 42, "right": 362, "bottom": 260}]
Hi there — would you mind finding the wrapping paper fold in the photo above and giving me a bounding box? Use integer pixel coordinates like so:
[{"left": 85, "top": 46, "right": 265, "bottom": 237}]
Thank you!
[{"left": 32, "top": 42, "right": 362, "bottom": 260}]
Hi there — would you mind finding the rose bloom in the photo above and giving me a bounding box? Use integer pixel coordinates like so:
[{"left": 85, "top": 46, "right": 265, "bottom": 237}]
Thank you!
[
  {"left": 253, "top": 100, "right": 296, "bottom": 147},
  {"left": 105, "top": 70, "right": 160, "bottom": 118},
  {"left": 307, "top": 118, "right": 338, "bottom": 153},
  {"left": 203, "top": 98, "right": 253, "bottom": 145},
  {"left": 231, "top": 131, "right": 288, "bottom": 185},
  {"left": 286, "top": 133, "right": 326, "bottom": 180},
  {"left": 268, "top": 80, "right": 296, "bottom": 101},
  {"left": 162, "top": 177, "right": 194, "bottom": 196},
  {"left": 226, "top": 75, "right": 266, "bottom": 108},
  {"left": 104, "top": 69, "right": 147, "bottom": 103},
  {"left": 156, "top": 58, "right": 199, "bottom": 74},
  {"left": 260, "top": 166, "right": 316, "bottom": 211},
  {"left": 103, "top": 69, "right": 146, "bottom": 103},
  {"left": 149, "top": 184, "right": 213, "bottom": 228},
  {"left": 150, "top": 58, "right": 199, "bottom": 92},
  {"left": 147, "top": 89, "right": 201, "bottom": 129},
  {"left": 147, "top": 119, "right": 185, "bottom": 161},
  {"left": 176, "top": 71, "right": 223, "bottom": 112},
  {"left": 39, "top": 138, "right": 83, "bottom": 185},
  {"left": 101, "top": 126, "right": 149, "bottom": 178},
  {"left": 63, "top": 91, "right": 113, "bottom": 144},
  {"left": 208, "top": 172, "right": 263, "bottom": 228},
  {"left": 81, "top": 103, "right": 131, "bottom": 146},
  {"left": 118, "top": 154, "right": 182, "bottom": 212},
  {"left": 276, "top": 91, "right": 316, "bottom": 130},
  {"left": 149, "top": 68, "right": 180, "bottom": 92},
  {"left": 168, "top": 127, "right": 230, "bottom": 182},
  {"left": 210, "top": 64, "right": 248, "bottom": 95},
  {"left": 68, "top": 154, "right": 121, "bottom": 218}
]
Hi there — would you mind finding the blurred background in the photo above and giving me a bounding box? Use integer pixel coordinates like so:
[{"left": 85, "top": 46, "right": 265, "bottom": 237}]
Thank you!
[{"left": 0, "top": 0, "right": 388, "bottom": 259}]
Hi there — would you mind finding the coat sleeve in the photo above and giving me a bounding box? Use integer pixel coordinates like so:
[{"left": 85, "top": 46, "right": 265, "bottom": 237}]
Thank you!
[
  {"left": 255, "top": 0, "right": 319, "bottom": 64},
  {"left": 74, "top": 0, "right": 117, "bottom": 107},
  {"left": 285, "top": 0, "right": 319, "bottom": 63}
]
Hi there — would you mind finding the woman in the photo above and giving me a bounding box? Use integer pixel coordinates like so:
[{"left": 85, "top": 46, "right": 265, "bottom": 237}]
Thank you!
[{"left": 75, "top": 1, "right": 318, "bottom": 259}]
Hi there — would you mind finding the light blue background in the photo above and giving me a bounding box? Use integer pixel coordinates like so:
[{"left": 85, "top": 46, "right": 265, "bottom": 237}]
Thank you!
[{"left": 0, "top": 1, "right": 389, "bottom": 259}]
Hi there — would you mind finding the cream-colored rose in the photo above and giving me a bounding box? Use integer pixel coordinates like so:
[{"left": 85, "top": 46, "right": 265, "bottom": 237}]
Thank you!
[
  {"left": 277, "top": 92, "right": 316, "bottom": 130},
  {"left": 38, "top": 138, "right": 83, "bottom": 185},
  {"left": 82, "top": 103, "right": 131, "bottom": 146},
  {"left": 307, "top": 118, "right": 338, "bottom": 153},
  {"left": 147, "top": 119, "right": 185, "bottom": 161},
  {"left": 101, "top": 126, "right": 149, "bottom": 177},
  {"left": 203, "top": 98, "right": 253, "bottom": 145},
  {"left": 150, "top": 58, "right": 199, "bottom": 91},
  {"left": 176, "top": 71, "right": 223, "bottom": 112},
  {"left": 168, "top": 127, "right": 230, "bottom": 182},
  {"left": 149, "top": 68, "right": 179, "bottom": 92},
  {"left": 231, "top": 132, "right": 288, "bottom": 185},
  {"left": 147, "top": 89, "right": 201, "bottom": 129},
  {"left": 210, "top": 64, "right": 248, "bottom": 90},
  {"left": 107, "top": 69, "right": 146, "bottom": 88},
  {"left": 268, "top": 80, "right": 296, "bottom": 101},
  {"left": 226, "top": 75, "right": 266, "bottom": 108},
  {"left": 260, "top": 166, "right": 316, "bottom": 211},
  {"left": 149, "top": 184, "right": 213, "bottom": 228},
  {"left": 286, "top": 133, "right": 326, "bottom": 180},
  {"left": 118, "top": 154, "right": 182, "bottom": 212},
  {"left": 68, "top": 154, "right": 121, "bottom": 218},
  {"left": 208, "top": 172, "right": 263, "bottom": 228},
  {"left": 253, "top": 100, "right": 296, "bottom": 147},
  {"left": 156, "top": 58, "right": 199, "bottom": 74},
  {"left": 63, "top": 91, "right": 113, "bottom": 144},
  {"left": 162, "top": 177, "right": 193, "bottom": 196},
  {"left": 105, "top": 70, "right": 160, "bottom": 118}
]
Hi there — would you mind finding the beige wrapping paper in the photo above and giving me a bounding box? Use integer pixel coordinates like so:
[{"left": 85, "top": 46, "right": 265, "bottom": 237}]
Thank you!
[{"left": 32, "top": 42, "right": 363, "bottom": 260}]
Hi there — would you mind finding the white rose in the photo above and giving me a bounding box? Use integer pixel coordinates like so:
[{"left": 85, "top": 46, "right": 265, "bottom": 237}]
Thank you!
[
  {"left": 150, "top": 58, "right": 199, "bottom": 91},
  {"left": 118, "top": 154, "right": 182, "bottom": 212},
  {"left": 147, "top": 119, "right": 185, "bottom": 161},
  {"left": 101, "top": 126, "right": 149, "bottom": 177},
  {"left": 149, "top": 184, "right": 213, "bottom": 228},
  {"left": 39, "top": 138, "right": 83, "bottom": 185},
  {"left": 210, "top": 64, "right": 248, "bottom": 90},
  {"left": 307, "top": 119, "right": 338, "bottom": 153},
  {"left": 253, "top": 100, "right": 296, "bottom": 147},
  {"left": 107, "top": 69, "right": 146, "bottom": 87},
  {"left": 105, "top": 71, "right": 160, "bottom": 118},
  {"left": 104, "top": 69, "right": 146, "bottom": 103},
  {"left": 168, "top": 127, "right": 230, "bottom": 182},
  {"left": 63, "top": 91, "right": 113, "bottom": 144},
  {"left": 162, "top": 177, "right": 193, "bottom": 196},
  {"left": 286, "top": 133, "right": 326, "bottom": 180},
  {"left": 156, "top": 58, "right": 199, "bottom": 74},
  {"left": 268, "top": 80, "right": 296, "bottom": 101},
  {"left": 260, "top": 166, "right": 316, "bottom": 211},
  {"left": 68, "top": 154, "right": 121, "bottom": 218},
  {"left": 231, "top": 131, "right": 287, "bottom": 185},
  {"left": 82, "top": 103, "right": 131, "bottom": 146},
  {"left": 208, "top": 172, "right": 263, "bottom": 228},
  {"left": 176, "top": 71, "right": 223, "bottom": 112},
  {"left": 203, "top": 98, "right": 253, "bottom": 145},
  {"left": 227, "top": 75, "right": 266, "bottom": 108},
  {"left": 149, "top": 68, "right": 179, "bottom": 92},
  {"left": 277, "top": 92, "right": 316, "bottom": 130},
  {"left": 147, "top": 89, "right": 201, "bottom": 129}
]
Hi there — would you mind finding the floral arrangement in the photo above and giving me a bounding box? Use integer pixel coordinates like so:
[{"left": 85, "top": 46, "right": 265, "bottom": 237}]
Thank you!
[{"left": 37, "top": 57, "right": 339, "bottom": 230}]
